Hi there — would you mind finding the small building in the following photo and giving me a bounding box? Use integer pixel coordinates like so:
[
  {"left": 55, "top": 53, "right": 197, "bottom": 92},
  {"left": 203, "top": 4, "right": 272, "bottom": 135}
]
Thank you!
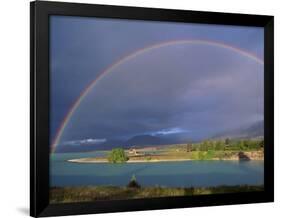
[{"left": 129, "top": 148, "right": 139, "bottom": 156}]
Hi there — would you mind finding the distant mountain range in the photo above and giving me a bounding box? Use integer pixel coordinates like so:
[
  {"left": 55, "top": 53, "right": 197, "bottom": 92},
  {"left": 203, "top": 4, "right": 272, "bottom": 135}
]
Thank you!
[
  {"left": 212, "top": 120, "right": 264, "bottom": 140},
  {"left": 55, "top": 120, "right": 264, "bottom": 153},
  {"left": 55, "top": 134, "right": 169, "bottom": 153}
]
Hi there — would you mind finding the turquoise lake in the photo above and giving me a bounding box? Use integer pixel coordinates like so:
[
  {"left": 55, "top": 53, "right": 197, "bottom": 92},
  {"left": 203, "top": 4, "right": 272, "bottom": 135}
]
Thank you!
[{"left": 50, "top": 151, "right": 264, "bottom": 188}]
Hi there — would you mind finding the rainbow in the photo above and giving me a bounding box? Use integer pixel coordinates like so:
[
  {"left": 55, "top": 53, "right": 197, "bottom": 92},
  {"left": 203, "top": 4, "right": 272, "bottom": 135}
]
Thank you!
[{"left": 51, "top": 39, "right": 264, "bottom": 153}]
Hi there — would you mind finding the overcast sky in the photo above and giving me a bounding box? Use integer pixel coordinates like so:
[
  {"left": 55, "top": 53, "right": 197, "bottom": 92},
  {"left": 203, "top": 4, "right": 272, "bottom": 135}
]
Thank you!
[{"left": 50, "top": 16, "right": 264, "bottom": 145}]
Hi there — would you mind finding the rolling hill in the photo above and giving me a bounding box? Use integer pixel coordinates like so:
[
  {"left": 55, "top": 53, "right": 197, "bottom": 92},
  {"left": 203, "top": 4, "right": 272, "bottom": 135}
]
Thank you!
[{"left": 212, "top": 120, "right": 264, "bottom": 140}]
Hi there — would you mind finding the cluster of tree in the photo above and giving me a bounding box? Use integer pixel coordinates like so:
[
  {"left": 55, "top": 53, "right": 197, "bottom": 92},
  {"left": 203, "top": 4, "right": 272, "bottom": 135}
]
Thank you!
[
  {"left": 191, "top": 150, "right": 215, "bottom": 160},
  {"left": 225, "top": 139, "right": 264, "bottom": 151},
  {"left": 187, "top": 139, "right": 264, "bottom": 152},
  {"left": 107, "top": 148, "right": 129, "bottom": 163},
  {"left": 187, "top": 140, "right": 225, "bottom": 151}
]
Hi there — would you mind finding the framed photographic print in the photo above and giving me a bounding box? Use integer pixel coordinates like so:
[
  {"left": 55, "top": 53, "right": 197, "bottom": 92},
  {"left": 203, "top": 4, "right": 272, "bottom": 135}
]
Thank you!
[{"left": 30, "top": 1, "right": 274, "bottom": 217}]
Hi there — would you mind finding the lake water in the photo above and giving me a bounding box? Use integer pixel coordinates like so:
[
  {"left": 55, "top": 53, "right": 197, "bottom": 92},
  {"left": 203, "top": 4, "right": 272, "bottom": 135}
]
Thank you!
[{"left": 50, "top": 151, "right": 264, "bottom": 188}]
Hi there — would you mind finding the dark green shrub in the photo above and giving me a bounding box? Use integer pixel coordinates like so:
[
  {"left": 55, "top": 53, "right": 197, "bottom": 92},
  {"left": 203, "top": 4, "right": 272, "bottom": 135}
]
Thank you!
[{"left": 127, "top": 174, "right": 141, "bottom": 188}]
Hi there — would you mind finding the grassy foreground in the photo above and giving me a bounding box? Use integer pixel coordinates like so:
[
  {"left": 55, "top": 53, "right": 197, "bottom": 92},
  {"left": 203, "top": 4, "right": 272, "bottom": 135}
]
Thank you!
[{"left": 50, "top": 185, "right": 263, "bottom": 203}]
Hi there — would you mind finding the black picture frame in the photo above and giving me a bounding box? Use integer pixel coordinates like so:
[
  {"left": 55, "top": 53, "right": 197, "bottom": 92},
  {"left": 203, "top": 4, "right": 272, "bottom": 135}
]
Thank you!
[{"left": 30, "top": 1, "right": 274, "bottom": 217}]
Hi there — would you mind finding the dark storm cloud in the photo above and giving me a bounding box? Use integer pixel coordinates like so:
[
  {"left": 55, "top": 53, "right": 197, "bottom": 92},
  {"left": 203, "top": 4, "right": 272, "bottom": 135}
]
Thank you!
[
  {"left": 60, "top": 44, "right": 263, "bottom": 142},
  {"left": 50, "top": 16, "right": 264, "bottom": 143}
]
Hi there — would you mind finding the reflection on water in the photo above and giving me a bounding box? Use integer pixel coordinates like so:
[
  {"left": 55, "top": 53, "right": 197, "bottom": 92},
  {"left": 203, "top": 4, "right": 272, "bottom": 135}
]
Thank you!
[{"left": 50, "top": 152, "right": 264, "bottom": 187}]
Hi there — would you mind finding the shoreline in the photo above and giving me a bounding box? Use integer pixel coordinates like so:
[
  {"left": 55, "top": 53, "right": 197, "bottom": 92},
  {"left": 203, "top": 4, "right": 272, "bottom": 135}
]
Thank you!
[
  {"left": 67, "top": 157, "right": 264, "bottom": 164},
  {"left": 68, "top": 158, "right": 193, "bottom": 163}
]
